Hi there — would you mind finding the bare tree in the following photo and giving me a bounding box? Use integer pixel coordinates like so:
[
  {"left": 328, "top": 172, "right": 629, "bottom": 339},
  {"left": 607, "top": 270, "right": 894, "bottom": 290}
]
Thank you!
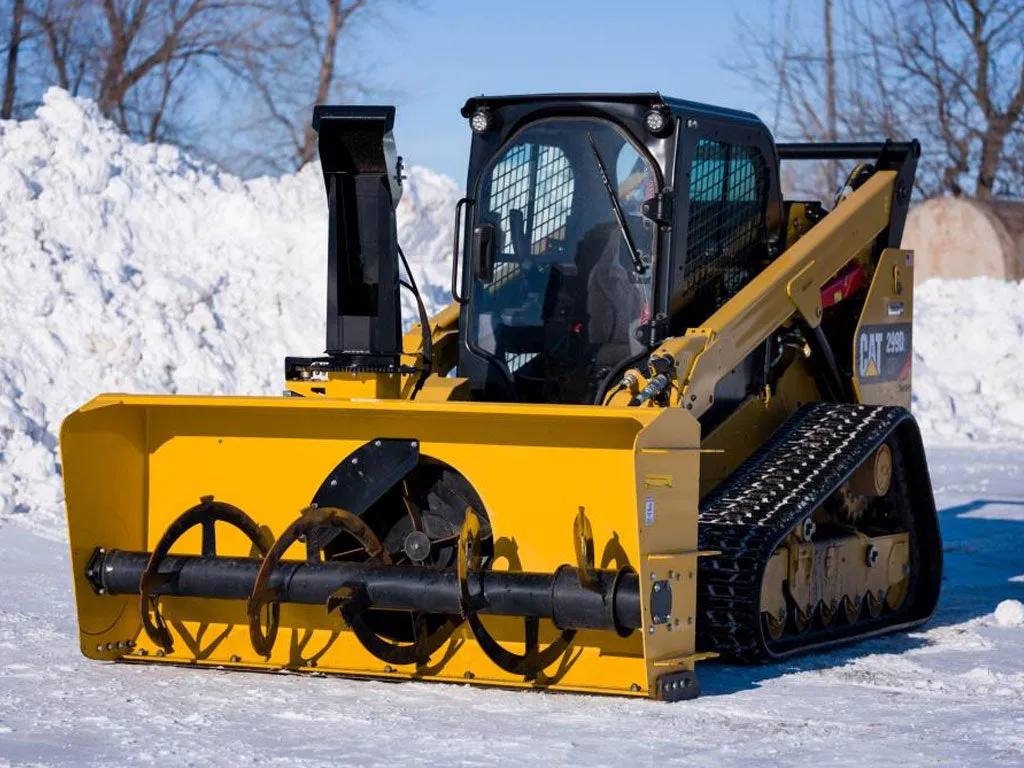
[
  {"left": 729, "top": 0, "right": 892, "bottom": 199},
  {"left": 30, "top": 0, "right": 103, "bottom": 97},
  {"left": 227, "top": 0, "right": 409, "bottom": 174},
  {"left": 17, "top": 1, "right": 267, "bottom": 144},
  {"left": 884, "top": 0, "right": 1024, "bottom": 199},
  {"left": 97, "top": 2, "right": 208, "bottom": 130},
  {"left": 297, "top": 0, "right": 364, "bottom": 165},
  {"left": 2, "top": 0, "right": 27, "bottom": 118},
  {"left": 1004, "top": 126, "right": 1024, "bottom": 194},
  {"left": 2, "top": 0, "right": 417, "bottom": 172},
  {"left": 98, "top": 1, "right": 267, "bottom": 140},
  {"left": 731, "top": 0, "right": 1024, "bottom": 200}
]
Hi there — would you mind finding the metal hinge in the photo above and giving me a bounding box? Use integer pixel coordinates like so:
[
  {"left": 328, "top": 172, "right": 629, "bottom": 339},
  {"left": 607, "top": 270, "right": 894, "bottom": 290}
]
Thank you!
[{"left": 641, "top": 191, "right": 673, "bottom": 226}]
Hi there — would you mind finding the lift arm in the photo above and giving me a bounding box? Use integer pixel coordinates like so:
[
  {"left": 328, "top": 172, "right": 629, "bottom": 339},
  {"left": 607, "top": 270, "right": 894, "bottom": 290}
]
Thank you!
[{"left": 647, "top": 169, "right": 899, "bottom": 417}]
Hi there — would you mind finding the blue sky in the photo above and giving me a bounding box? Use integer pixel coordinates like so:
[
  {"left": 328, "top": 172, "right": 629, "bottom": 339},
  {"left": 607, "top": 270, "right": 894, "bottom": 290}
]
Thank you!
[{"left": 351, "top": 0, "right": 774, "bottom": 180}]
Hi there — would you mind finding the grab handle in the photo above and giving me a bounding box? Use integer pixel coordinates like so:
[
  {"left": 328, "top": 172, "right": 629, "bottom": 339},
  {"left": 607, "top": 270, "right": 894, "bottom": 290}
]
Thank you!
[{"left": 451, "top": 197, "right": 475, "bottom": 304}]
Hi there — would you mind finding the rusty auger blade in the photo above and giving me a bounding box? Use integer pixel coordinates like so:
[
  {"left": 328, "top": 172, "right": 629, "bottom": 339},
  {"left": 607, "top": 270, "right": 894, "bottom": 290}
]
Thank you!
[{"left": 139, "top": 496, "right": 272, "bottom": 653}]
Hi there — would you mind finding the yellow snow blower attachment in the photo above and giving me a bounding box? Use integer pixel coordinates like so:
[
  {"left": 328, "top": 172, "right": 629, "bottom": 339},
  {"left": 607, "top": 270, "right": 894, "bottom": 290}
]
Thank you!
[{"left": 62, "top": 97, "right": 942, "bottom": 700}]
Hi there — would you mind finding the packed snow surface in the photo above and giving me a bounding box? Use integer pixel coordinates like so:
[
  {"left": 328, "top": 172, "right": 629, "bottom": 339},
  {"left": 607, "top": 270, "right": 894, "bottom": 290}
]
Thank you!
[
  {"left": 0, "top": 449, "right": 1020, "bottom": 766},
  {"left": 1, "top": 91, "right": 1023, "bottom": 765}
]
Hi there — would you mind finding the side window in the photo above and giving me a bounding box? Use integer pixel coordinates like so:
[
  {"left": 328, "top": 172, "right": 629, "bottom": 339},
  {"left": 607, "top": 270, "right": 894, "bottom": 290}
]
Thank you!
[
  {"left": 684, "top": 138, "right": 768, "bottom": 302},
  {"left": 727, "top": 150, "right": 762, "bottom": 202}
]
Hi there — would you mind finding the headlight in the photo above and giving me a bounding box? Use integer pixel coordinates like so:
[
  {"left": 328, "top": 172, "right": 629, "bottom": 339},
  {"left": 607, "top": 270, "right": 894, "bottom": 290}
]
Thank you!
[
  {"left": 469, "top": 108, "right": 492, "bottom": 134},
  {"left": 644, "top": 108, "right": 671, "bottom": 136}
]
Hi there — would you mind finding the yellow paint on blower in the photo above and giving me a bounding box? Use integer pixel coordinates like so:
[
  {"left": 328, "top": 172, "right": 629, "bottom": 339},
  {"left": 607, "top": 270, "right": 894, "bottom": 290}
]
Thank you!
[{"left": 61, "top": 394, "right": 702, "bottom": 698}]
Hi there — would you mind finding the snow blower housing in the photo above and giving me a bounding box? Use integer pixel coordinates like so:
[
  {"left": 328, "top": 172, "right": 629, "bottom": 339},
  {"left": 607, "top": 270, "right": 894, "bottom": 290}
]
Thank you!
[{"left": 62, "top": 93, "right": 941, "bottom": 701}]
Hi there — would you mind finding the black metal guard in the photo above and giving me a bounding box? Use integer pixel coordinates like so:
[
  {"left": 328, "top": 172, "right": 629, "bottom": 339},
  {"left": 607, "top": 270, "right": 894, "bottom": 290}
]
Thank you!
[{"left": 776, "top": 141, "right": 917, "bottom": 160}]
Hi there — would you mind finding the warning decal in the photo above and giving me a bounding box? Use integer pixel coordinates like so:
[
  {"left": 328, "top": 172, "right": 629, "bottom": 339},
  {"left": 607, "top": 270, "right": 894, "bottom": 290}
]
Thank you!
[{"left": 857, "top": 323, "right": 912, "bottom": 383}]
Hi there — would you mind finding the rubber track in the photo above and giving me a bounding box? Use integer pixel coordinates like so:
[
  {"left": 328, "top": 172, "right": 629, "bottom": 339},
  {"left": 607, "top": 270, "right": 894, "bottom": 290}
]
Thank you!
[{"left": 696, "top": 402, "right": 934, "bottom": 663}]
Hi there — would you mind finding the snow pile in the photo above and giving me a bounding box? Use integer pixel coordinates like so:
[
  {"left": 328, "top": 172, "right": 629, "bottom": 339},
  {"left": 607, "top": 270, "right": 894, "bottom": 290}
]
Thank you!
[
  {"left": 1, "top": 90, "right": 1024, "bottom": 535},
  {"left": 912, "top": 278, "right": 1024, "bottom": 444},
  {"left": 0, "top": 89, "right": 458, "bottom": 530},
  {"left": 993, "top": 599, "right": 1024, "bottom": 627}
]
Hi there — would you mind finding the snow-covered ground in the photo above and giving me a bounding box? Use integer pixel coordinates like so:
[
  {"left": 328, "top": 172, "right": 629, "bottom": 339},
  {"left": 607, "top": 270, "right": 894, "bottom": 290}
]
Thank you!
[
  {"left": 1, "top": 90, "right": 1023, "bottom": 765},
  {"left": 0, "top": 448, "right": 1021, "bottom": 766}
]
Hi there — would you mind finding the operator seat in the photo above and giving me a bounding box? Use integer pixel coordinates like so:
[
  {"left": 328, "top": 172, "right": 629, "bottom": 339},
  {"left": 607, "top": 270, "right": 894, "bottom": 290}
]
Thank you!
[{"left": 574, "top": 221, "right": 646, "bottom": 369}]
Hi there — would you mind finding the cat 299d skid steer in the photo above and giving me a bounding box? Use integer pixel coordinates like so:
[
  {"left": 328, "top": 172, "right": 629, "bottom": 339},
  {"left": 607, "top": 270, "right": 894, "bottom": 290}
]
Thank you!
[{"left": 62, "top": 94, "right": 941, "bottom": 701}]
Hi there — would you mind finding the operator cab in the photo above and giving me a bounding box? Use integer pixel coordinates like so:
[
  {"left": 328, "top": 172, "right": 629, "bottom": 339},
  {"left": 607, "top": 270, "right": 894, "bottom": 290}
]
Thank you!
[
  {"left": 466, "top": 117, "right": 655, "bottom": 404},
  {"left": 455, "top": 94, "right": 783, "bottom": 405}
]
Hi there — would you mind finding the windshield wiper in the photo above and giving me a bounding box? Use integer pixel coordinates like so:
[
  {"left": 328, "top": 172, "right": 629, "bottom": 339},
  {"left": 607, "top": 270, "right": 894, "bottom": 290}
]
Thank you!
[{"left": 586, "top": 133, "right": 646, "bottom": 274}]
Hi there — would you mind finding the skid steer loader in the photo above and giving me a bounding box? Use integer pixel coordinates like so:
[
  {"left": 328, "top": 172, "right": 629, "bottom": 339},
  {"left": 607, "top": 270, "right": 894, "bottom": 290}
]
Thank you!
[{"left": 61, "top": 94, "right": 942, "bottom": 701}]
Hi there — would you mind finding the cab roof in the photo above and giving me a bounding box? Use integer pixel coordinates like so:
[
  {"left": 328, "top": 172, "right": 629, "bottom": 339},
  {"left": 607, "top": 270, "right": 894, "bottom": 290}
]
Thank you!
[{"left": 460, "top": 92, "right": 766, "bottom": 131}]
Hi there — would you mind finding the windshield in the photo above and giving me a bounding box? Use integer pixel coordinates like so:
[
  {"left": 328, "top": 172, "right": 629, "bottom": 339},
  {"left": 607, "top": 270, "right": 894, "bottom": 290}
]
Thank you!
[{"left": 468, "top": 118, "right": 657, "bottom": 404}]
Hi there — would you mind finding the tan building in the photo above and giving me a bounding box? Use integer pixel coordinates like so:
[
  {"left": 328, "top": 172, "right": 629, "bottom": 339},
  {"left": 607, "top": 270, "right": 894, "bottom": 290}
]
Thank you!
[{"left": 902, "top": 198, "right": 1024, "bottom": 281}]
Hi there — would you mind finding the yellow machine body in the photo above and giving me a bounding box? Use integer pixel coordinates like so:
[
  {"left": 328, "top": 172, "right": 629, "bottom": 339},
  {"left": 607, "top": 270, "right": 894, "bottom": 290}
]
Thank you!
[{"left": 63, "top": 395, "right": 704, "bottom": 697}]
